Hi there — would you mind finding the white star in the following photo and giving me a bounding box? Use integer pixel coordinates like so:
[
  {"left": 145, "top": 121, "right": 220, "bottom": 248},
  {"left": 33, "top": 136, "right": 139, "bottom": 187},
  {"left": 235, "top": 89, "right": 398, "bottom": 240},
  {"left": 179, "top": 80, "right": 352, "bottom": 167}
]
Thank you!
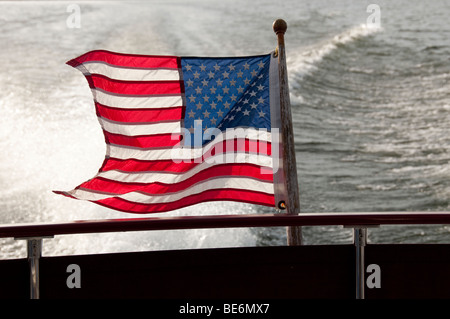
[
  {"left": 243, "top": 62, "right": 250, "bottom": 70},
  {"left": 188, "top": 94, "right": 196, "bottom": 102},
  {"left": 257, "top": 84, "right": 265, "bottom": 91},
  {"left": 237, "top": 86, "right": 244, "bottom": 94},
  {"left": 243, "top": 109, "right": 250, "bottom": 116},
  {"left": 196, "top": 102, "right": 203, "bottom": 110},
  {"left": 216, "top": 94, "right": 223, "bottom": 102},
  {"left": 203, "top": 109, "right": 210, "bottom": 118},
  {"left": 210, "top": 101, "right": 217, "bottom": 109},
  {"left": 228, "top": 65, "right": 235, "bottom": 71},
  {"left": 199, "top": 64, "right": 207, "bottom": 72},
  {"left": 185, "top": 64, "right": 192, "bottom": 71},
  {"left": 217, "top": 110, "right": 224, "bottom": 117},
  {"left": 230, "top": 94, "right": 237, "bottom": 102},
  {"left": 251, "top": 69, "right": 258, "bottom": 77},
  {"left": 210, "top": 86, "right": 217, "bottom": 94},
  {"left": 216, "top": 78, "right": 223, "bottom": 86},
  {"left": 250, "top": 102, "right": 258, "bottom": 109},
  {"left": 188, "top": 109, "right": 195, "bottom": 118},
  {"left": 243, "top": 98, "right": 249, "bottom": 104},
  {"left": 258, "top": 110, "right": 265, "bottom": 118},
  {"left": 203, "top": 95, "right": 210, "bottom": 102},
  {"left": 258, "top": 61, "right": 265, "bottom": 69},
  {"left": 249, "top": 91, "right": 257, "bottom": 97},
  {"left": 195, "top": 86, "right": 202, "bottom": 94},
  {"left": 223, "top": 101, "right": 231, "bottom": 109},
  {"left": 193, "top": 71, "right": 200, "bottom": 79},
  {"left": 229, "top": 79, "right": 236, "bottom": 86},
  {"left": 208, "top": 71, "right": 215, "bottom": 79},
  {"left": 237, "top": 70, "right": 243, "bottom": 78},
  {"left": 243, "top": 78, "right": 251, "bottom": 85},
  {"left": 229, "top": 115, "right": 235, "bottom": 121},
  {"left": 186, "top": 79, "right": 194, "bottom": 87},
  {"left": 213, "top": 63, "right": 220, "bottom": 71},
  {"left": 222, "top": 71, "right": 229, "bottom": 79},
  {"left": 201, "top": 79, "right": 209, "bottom": 86},
  {"left": 222, "top": 86, "right": 230, "bottom": 94},
  {"left": 258, "top": 97, "right": 265, "bottom": 104},
  {"left": 210, "top": 117, "right": 217, "bottom": 125}
]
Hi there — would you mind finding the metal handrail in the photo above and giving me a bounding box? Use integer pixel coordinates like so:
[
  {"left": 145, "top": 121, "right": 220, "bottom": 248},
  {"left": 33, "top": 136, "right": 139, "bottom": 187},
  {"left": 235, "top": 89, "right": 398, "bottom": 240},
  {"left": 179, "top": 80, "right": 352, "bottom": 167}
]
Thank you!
[
  {"left": 3, "top": 211, "right": 450, "bottom": 300},
  {"left": 1, "top": 211, "right": 450, "bottom": 239}
]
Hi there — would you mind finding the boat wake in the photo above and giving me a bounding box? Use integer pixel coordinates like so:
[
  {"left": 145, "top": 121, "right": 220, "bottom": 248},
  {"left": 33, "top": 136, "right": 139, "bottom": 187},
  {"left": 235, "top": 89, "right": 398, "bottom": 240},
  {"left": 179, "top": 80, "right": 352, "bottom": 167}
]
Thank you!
[{"left": 287, "top": 23, "right": 382, "bottom": 103}]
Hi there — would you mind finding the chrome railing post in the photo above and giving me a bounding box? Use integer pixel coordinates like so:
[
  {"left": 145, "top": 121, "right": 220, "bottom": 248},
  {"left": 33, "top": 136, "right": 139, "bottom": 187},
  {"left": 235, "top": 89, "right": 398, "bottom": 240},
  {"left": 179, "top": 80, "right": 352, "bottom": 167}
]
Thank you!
[
  {"left": 354, "top": 228, "right": 367, "bottom": 299},
  {"left": 27, "top": 238, "right": 42, "bottom": 299},
  {"left": 15, "top": 236, "right": 53, "bottom": 299}
]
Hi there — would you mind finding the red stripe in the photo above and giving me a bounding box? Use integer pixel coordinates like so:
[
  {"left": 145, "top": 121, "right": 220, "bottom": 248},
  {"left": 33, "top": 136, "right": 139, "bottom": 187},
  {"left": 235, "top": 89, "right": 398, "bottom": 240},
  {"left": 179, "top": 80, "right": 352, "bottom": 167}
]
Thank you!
[
  {"left": 95, "top": 103, "right": 183, "bottom": 123},
  {"left": 67, "top": 50, "right": 179, "bottom": 69},
  {"left": 101, "top": 158, "right": 195, "bottom": 173},
  {"left": 78, "top": 164, "right": 273, "bottom": 194},
  {"left": 101, "top": 139, "right": 272, "bottom": 170},
  {"left": 104, "top": 132, "right": 182, "bottom": 149},
  {"left": 94, "top": 189, "right": 275, "bottom": 214},
  {"left": 87, "top": 74, "right": 182, "bottom": 95}
]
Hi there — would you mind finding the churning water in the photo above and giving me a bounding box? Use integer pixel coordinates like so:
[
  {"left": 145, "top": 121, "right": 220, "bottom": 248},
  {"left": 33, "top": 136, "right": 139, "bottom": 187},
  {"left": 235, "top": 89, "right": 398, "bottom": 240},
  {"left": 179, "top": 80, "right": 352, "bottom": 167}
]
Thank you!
[{"left": 0, "top": 0, "right": 449, "bottom": 259}]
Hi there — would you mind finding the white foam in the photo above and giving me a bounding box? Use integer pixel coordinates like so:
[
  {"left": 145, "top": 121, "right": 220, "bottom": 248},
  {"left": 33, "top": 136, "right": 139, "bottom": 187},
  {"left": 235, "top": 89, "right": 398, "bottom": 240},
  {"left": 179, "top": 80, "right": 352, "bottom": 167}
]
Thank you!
[{"left": 287, "top": 23, "right": 382, "bottom": 97}]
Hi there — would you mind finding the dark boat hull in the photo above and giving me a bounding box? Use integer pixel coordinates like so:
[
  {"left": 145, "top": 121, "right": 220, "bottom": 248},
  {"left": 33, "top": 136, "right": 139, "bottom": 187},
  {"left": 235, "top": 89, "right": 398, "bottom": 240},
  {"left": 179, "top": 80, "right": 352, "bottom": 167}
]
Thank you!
[{"left": 1, "top": 244, "right": 450, "bottom": 299}]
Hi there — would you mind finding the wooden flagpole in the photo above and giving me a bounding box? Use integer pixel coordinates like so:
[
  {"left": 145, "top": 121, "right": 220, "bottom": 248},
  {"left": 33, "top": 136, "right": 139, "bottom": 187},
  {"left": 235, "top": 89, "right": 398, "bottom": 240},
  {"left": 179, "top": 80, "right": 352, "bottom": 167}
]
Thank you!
[{"left": 273, "top": 19, "right": 303, "bottom": 246}]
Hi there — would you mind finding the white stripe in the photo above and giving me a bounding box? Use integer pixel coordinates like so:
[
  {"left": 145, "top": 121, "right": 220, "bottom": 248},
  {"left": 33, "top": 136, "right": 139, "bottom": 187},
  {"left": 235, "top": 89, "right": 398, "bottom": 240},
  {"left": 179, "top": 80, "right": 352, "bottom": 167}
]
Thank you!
[
  {"left": 97, "top": 153, "right": 273, "bottom": 184},
  {"left": 77, "top": 62, "right": 180, "bottom": 81},
  {"left": 107, "top": 129, "right": 272, "bottom": 160},
  {"left": 106, "top": 145, "right": 273, "bottom": 167},
  {"left": 107, "top": 144, "right": 178, "bottom": 161},
  {"left": 98, "top": 117, "right": 181, "bottom": 136},
  {"left": 67, "top": 177, "right": 274, "bottom": 203},
  {"left": 93, "top": 89, "right": 183, "bottom": 109}
]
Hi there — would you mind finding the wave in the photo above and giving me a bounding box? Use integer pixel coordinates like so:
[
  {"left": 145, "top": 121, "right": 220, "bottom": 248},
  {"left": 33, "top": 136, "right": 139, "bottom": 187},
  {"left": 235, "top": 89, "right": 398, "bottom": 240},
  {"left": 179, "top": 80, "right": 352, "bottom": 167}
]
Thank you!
[{"left": 287, "top": 23, "right": 382, "bottom": 101}]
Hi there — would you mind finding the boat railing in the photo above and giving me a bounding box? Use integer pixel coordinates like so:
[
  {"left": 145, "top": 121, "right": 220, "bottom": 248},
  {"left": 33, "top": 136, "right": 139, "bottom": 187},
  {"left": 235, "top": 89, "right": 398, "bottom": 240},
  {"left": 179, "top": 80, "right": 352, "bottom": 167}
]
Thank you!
[{"left": 1, "top": 211, "right": 450, "bottom": 299}]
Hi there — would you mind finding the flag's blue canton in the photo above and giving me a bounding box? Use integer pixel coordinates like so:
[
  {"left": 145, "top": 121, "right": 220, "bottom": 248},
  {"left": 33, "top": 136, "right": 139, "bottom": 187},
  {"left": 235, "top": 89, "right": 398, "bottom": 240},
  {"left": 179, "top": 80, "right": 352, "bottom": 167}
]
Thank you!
[{"left": 181, "top": 54, "right": 271, "bottom": 145}]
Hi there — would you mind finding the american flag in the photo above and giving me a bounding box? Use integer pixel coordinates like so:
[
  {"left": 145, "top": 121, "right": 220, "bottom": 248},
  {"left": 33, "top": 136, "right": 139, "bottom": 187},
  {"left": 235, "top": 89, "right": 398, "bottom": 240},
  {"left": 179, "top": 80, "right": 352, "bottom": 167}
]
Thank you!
[{"left": 55, "top": 50, "right": 286, "bottom": 214}]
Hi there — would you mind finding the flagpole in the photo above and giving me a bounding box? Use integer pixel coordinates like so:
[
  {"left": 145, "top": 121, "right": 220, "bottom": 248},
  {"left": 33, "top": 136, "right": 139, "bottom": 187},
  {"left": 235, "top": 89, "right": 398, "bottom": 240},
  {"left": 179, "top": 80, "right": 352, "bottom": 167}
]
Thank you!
[{"left": 273, "top": 19, "right": 302, "bottom": 246}]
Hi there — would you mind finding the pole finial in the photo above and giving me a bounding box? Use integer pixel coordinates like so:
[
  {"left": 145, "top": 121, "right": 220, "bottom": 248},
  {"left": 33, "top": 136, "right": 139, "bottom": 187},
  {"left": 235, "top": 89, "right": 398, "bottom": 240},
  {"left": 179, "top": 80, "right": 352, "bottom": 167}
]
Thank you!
[{"left": 273, "top": 19, "right": 287, "bottom": 35}]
